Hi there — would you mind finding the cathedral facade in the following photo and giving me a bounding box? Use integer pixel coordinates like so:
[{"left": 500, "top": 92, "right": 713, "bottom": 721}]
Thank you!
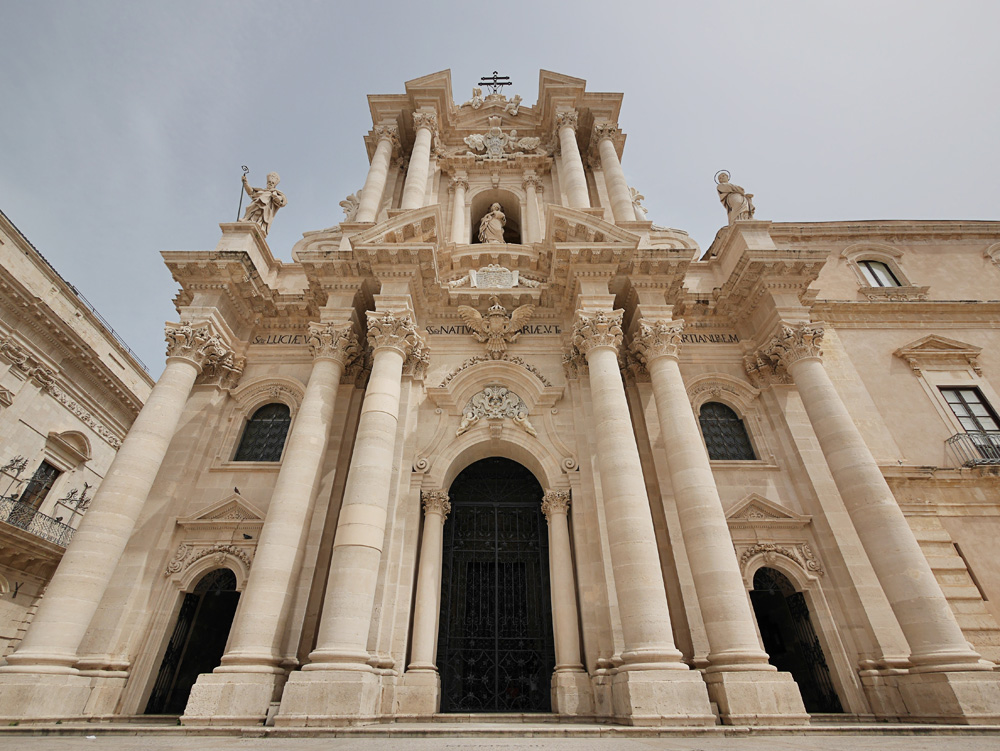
[{"left": 1, "top": 70, "right": 1000, "bottom": 727}]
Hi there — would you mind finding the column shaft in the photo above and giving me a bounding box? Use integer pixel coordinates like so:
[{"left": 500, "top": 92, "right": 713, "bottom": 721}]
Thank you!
[
  {"left": 523, "top": 177, "right": 541, "bottom": 244},
  {"left": 450, "top": 178, "right": 467, "bottom": 243},
  {"left": 400, "top": 126, "right": 433, "bottom": 211},
  {"left": 355, "top": 135, "right": 394, "bottom": 223},
  {"left": 407, "top": 492, "right": 449, "bottom": 670},
  {"left": 597, "top": 135, "right": 634, "bottom": 223},
  {"left": 543, "top": 493, "right": 584, "bottom": 670},
  {"left": 557, "top": 114, "right": 590, "bottom": 209}
]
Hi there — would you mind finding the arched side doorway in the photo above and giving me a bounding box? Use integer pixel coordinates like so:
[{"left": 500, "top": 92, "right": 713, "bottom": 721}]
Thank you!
[
  {"left": 750, "top": 567, "right": 843, "bottom": 714},
  {"left": 436, "top": 457, "right": 555, "bottom": 712},
  {"left": 145, "top": 568, "right": 241, "bottom": 715}
]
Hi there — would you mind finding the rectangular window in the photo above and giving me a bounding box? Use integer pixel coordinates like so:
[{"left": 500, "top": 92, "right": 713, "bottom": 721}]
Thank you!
[
  {"left": 940, "top": 387, "right": 1000, "bottom": 433},
  {"left": 859, "top": 260, "right": 901, "bottom": 287},
  {"left": 18, "top": 460, "right": 61, "bottom": 509}
]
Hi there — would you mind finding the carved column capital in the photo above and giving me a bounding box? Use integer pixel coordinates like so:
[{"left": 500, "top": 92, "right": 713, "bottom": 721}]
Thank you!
[
  {"left": 374, "top": 123, "right": 400, "bottom": 146},
  {"left": 307, "top": 322, "right": 360, "bottom": 366},
  {"left": 541, "top": 489, "right": 571, "bottom": 519},
  {"left": 592, "top": 121, "right": 620, "bottom": 143},
  {"left": 366, "top": 310, "right": 420, "bottom": 359},
  {"left": 555, "top": 109, "right": 579, "bottom": 132},
  {"left": 572, "top": 310, "right": 624, "bottom": 357},
  {"left": 412, "top": 111, "right": 438, "bottom": 136},
  {"left": 522, "top": 174, "right": 543, "bottom": 192},
  {"left": 164, "top": 323, "right": 234, "bottom": 372},
  {"left": 421, "top": 490, "right": 451, "bottom": 519},
  {"left": 765, "top": 322, "right": 825, "bottom": 369},
  {"left": 630, "top": 319, "right": 684, "bottom": 366},
  {"left": 449, "top": 175, "right": 469, "bottom": 193}
]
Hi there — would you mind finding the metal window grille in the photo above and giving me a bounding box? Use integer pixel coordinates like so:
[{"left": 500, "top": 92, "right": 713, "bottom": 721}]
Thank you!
[
  {"left": 699, "top": 401, "right": 757, "bottom": 461},
  {"left": 18, "top": 460, "right": 61, "bottom": 509},
  {"left": 233, "top": 403, "right": 291, "bottom": 462}
]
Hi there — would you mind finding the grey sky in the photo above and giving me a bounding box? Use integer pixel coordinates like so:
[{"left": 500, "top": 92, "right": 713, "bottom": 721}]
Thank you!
[{"left": 2, "top": 1, "right": 998, "bottom": 376}]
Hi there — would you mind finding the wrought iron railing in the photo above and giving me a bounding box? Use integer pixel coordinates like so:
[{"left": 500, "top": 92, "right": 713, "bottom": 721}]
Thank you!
[
  {"left": 946, "top": 432, "right": 1000, "bottom": 467},
  {"left": 0, "top": 495, "right": 75, "bottom": 548}
]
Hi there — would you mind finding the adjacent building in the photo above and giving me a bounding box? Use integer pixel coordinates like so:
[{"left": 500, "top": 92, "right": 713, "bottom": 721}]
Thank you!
[{"left": 1, "top": 70, "right": 999, "bottom": 727}]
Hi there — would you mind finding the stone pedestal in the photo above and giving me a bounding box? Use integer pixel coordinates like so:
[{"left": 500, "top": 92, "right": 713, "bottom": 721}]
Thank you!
[
  {"left": 704, "top": 671, "right": 809, "bottom": 725},
  {"left": 896, "top": 671, "right": 1000, "bottom": 724},
  {"left": 552, "top": 669, "right": 595, "bottom": 717},
  {"left": 610, "top": 669, "right": 715, "bottom": 726},
  {"left": 274, "top": 669, "right": 382, "bottom": 727},
  {"left": 181, "top": 672, "right": 283, "bottom": 726},
  {"left": 395, "top": 670, "right": 440, "bottom": 716}
]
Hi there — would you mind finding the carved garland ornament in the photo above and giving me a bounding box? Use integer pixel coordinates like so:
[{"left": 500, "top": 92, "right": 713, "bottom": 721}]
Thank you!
[
  {"left": 739, "top": 542, "right": 825, "bottom": 578},
  {"left": 541, "top": 489, "right": 570, "bottom": 519},
  {"left": 164, "top": 542, "right": 254, "bottom": 577},
  {"left": 307, "top": 322, "right": 360, "bottom": 366},
  {"left": 438, "top": 354, "right": 552, "bottom": 388},
  {"left": 456, "top": 384, "right": 536, "bottom": 437}
]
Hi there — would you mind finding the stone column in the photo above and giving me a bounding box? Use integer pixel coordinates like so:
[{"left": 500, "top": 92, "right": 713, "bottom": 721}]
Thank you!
[
  {"left": 276, "top": 310, "right": 423, "bottom": 725},
  {"left": 568, "top": 310, "right": 713, "bottom": 725},
  {"left": 182, "top": 322, "right": 359, "bottom": 724},
  {"left": 541, "top": 490, "right": 594, "bottom": 715},
  {"left": 632, "top": 319, "right": 808, "bottom": 725},
  {"left": 556, "top": 110, "right": 590, "bottom": 209},
  {"left": 593, "top": 122, "right": 634, "bottom": 223},
  {"left": 400, "top": 111, "right": 437, "bottom": 211},
  {"left": 761, "top": 324, "right": 982, "bottom": 670},
  {"left": 0, "top": 324, "right": 229, "bottom": 680},
  {"left": 449, "top": 174, "right": 469, "bottom": 243},
  {"left": 523, "top": 173, "right": 542, "bottom": 244},
  {"left": 407, "top": 491, "right": 450, "bottom": 672},
  {"left": 355, "top": 124, "right": 399, "bottom": 223}
]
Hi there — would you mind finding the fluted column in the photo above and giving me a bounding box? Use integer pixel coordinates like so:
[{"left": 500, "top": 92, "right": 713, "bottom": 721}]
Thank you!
[
  {"left": 523, "top": 173, "right": 542, "bottom": 244},
  {"left": 449, "top": 174, "right": 469, "bottom": 243},
  {"left": 760, "top": 324, "right": 983, "bottom": 671},
  {"left": 215, "top": 323, "right": 359, "bottom": 672},
  {"left": 593, "top": 122, "right": 634, "bottom": 223},
  {"left": 306, "top": 310, "right": 422, "bottom": 669},
  {"left": 568, "top": 311, "right": 685, "bottom": 669},
  {"left": 632, "top": 320, "right": 774, "bottom": 670},
  {"left": 2, "top": 324, "right": 231, "bottom": 673},
  {"left": 556, "top": 110, "right": 590, "bottom": 209},
  {"left": 407, "top": 491, "right": 450, "bottom": 671},
  {"left": 355, "top": 124, "right": 399, "bottom": 223},
  {"left": 400, "top": 111, "right": 437, "bottom": 211},
  {"left": 541, "top": 490, "right": 583, "bottom": 671}
]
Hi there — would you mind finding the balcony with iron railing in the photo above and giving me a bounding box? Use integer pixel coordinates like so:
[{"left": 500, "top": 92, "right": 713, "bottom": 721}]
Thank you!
[
  {"left": 946, "top": 431, "right": 1000, "bottom": 468},
  {"left": 0, "top": 495, "right": 76, "bottom": 548}
]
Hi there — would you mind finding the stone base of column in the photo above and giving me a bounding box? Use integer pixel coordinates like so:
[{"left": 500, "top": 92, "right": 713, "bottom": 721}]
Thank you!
[
  {"left": 858, "top": 664, "right": 908, "bottom": 719},
  {"left": 274, "top": 669, "right": 381, "bottom": 726},
  {"left": 180, "top": 671, "right": 284, "bottom": 726},
  {"left": 395, "top": 669, "right": 439, "bottom": 716},
  {"left": 704, "top": 669, "right": 809, "bottom": 725},
  {"left": 551, "top": 667, "right": 594, "bottom": 716},
  {"left": 0, "top": 673, "right": 93, "bottom": 719},
  {"left": 610, "top": 668, "right": 715, "bottom": 726},
  {"left": 896, "top": 670, "right": 1000, "bottom": 724}
]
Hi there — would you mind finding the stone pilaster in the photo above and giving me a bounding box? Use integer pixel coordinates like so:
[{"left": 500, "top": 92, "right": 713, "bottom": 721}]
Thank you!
[
  {"left": 355, "top": 124, "right": 399, "bottom": 222},
  {"left": 632, "top": 319, "right": 808, "bottom": 725}
]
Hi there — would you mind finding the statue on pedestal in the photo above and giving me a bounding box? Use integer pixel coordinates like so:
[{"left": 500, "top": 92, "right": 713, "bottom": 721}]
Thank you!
[
  {"left": 716, "top": 171, "right": 755, "bottom": 224},
  {"left": 241, "top": 171, "right": 287, "bottom": 237},
  {"left": 478, "top": 202, "right": 506, "bottom": 244}
]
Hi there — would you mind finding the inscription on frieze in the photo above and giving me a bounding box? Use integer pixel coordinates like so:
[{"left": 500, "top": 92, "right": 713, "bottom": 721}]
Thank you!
[
  {"left": 426, "top": 324, "right": 561, "bottom": 336},
  {"left": 253, "top": 333, "right": 306, "bottom": 345},
  {"left": 681, "top": 332, "right": 739, "bottom": 344}
]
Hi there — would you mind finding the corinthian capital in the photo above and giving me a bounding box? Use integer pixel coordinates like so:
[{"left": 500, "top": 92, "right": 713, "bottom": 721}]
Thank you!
[
  {"left": 412, "top": 111, "right": 438, "bottom": 135},
  {"left": 630, "top": 319, "right": 684, "bottom": 366},
  {"left": 555, "top": 109, "right": 578, "bottom": 132},
  {"left": 572, "top": 310, "right": 624, "bottom": 357},
  {"left": 592, "top": 121, "right": 620, "bottom": 143},
  {"left": 366, "top": 310, "right": 419, "bottom": 358},
  {"left": 449, "top": 174, "right": 470, "bottom": 193},
  {"left": 307, "top": 322, "right": 360, "bottom": 366},
  {"left": 522, "top": 174, "right": 543, "bottom": 191},
  {"left": 764, "top": 322, "right": 825, "bottom": 369},
  {"left": 421, "top": 490, "right": 451, "bottom": 519},
  {"left": 541, "top": 489, "right": 571, "bottom": 519},
  {"left": 165, "top": 323, "right": 233, "bottom": 371},
  {"left": 374, "top": 123, "right": 400, "bottom": 150}
]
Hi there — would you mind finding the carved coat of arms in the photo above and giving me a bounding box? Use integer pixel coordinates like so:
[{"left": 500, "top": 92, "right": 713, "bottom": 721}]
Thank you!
[{"left": 457, "top": 296, "right": 534, "bottom": 359}]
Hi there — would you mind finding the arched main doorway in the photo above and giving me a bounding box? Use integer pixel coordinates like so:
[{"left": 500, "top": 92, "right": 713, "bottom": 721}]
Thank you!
[
  {"left": 750, "top": 567, "right": 843, "bottom": 714},
  {"left": 436, "top": 457, "right": 554, "bottom": 712},
  {"left": 145, "top": 568, "right": 241, "bottom": 715}
]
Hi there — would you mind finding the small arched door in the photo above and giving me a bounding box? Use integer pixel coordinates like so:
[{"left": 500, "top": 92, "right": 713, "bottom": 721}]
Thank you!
[
  {"left": 750, "top": 567, "right": 843, "bottom": 713},
  {"left": 436, "top": 457, "right": 554, "bottom": 712},
  {"left": 145, "top": 568, "right": 241, "bottom": 715}
]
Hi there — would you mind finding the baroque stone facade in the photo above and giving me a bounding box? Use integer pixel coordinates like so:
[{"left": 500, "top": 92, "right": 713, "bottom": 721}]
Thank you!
[{"left": 2, "top": 70, "right": 1000, "bottom": 728}]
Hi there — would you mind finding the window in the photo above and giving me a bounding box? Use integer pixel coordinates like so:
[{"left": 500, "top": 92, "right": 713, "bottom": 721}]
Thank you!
[
  {"left": 19, "top": 460, "right": 61, "bottom": 508},
  {"left": 233, "top": 403, "right": 291, "bottom": 462},
  {"left": 699, "top": 402, "right": 757, "bottom": 461},
  {"left": 858, "top": 260, "right": 901, "bottom": 287},
  {"left": 941, "top": 388, "right": 999, "bottom": 434}
]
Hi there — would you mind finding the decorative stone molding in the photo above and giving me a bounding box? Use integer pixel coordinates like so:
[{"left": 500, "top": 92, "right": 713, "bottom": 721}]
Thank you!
[
  {"left": 0, "top": 387, "right": 12, "bottom": 408},
  {"left": 555, "top": 109, "right": 578, "bottom": 131},
  {"left": 462, "top": 116, "right": 541, "bottom": 160},
  {"left": 743, "top": 350, "right": 792, "bottom": 389},
  {"left": 738, "top": 542, "right": 825, "bottom": 578},
  {"left": 197, "top": 350, "right": 246, "bottom": 390},
  {"left": 456, "top": 384, "right": 536, "bottom": 437},
  {"left": 859, "top": 285, "right": 929, "bottom": 302},
  {"left": 438, "top": 354, "right": 553, "bottom": 389},
  {"left": 630, "top": 319, "right": 684, "bottom": 366},
  {"left": 164, "top": 542, "right": 254, "bottom": 577},
  {"left": 365, "top": 310, "right": 420, "bottom": 358},
  {"left": 570, "top": 310, "right": 624, "bottom": 361},
  {"left": 164, "top": 323, "right": 234, "bottom": 371},
  {"left": 686, "top": 374, "right": 760, "bottom": 413},
  {"left": 420, "top": 490, "right": 451, "bottom": 519},
  {"left": 44, "top": 380, "right": 123, "bottom": 448},
  {"left": 230, "top": 376, "right": 306, "bottom": 412},
  {"left": 403, "top": 338, "right": 430, "bottom": 380},
  {"left": 893, "top": 334, "right": 982, "bottom": 376},
  {"left": 307, "top": 322, "right": 360, "bottom": 366},
  {"left": 541, "top": 489, "right": 570, "bottom": 519},
  {"left": 726, "top": 493, "right": 811, "bottom": 530},
  {"left": 986, "top": 242, "right": 1000, "bottom": 269}
]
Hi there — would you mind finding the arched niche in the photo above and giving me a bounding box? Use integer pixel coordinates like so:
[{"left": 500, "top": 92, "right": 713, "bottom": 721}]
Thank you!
[{"left": 470, "top": 188, "right": 522, "bottom": 245}]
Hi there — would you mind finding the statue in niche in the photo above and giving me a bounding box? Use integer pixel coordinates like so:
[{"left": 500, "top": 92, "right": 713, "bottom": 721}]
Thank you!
[
  {"left": 478, "top": 203, "right": 506, "bottom": 244},
  {"left": 716, "top": 171, "right": 755, "bottom": 224},
  {"left": 241, "top": 171, "right": 287, "bottom": 237}
]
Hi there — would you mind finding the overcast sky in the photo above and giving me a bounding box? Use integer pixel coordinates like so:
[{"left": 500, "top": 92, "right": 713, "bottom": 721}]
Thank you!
[{"left": 2, "top": 1, "right": 998, "bottom": 377}]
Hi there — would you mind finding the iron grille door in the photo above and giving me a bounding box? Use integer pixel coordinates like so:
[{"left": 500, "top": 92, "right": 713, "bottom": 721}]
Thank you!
[{"left": 437, "top": 457, "right": 554, "bottom": 712}]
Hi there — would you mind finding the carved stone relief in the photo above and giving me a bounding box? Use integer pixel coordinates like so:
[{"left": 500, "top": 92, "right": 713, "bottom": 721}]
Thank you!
[{"left": 456, "top": 384, "right": 536, "bottom": 437}]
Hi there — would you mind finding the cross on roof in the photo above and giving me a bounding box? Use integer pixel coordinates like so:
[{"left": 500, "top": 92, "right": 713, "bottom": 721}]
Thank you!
[{"left": 478, "top": 71, "right": 511, "bottom": 95}]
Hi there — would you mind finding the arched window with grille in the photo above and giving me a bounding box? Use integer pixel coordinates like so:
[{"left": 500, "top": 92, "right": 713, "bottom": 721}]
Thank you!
[
  {"left": 698, "top": 401, "right": 757, "bottom": 461},
  {"left": 233, "top": 403, "right": 291, "bottom": 462}
]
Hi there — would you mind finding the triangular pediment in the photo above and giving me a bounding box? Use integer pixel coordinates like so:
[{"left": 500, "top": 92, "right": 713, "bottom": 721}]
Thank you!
[
  {"left": 179, "top": 494, "right": 265, "bottom": 527},
  {"left": 894, "top": 335, "right": 981, "bottom": 374},
  {"left": 543, "top": 205, "right": 639, "bottom": 246},
  {"left": 726, "top": 494, "right": 810, "bottom": 527},
  {"left": 349, "top": 206, "right": 441, "bottom": 247}
]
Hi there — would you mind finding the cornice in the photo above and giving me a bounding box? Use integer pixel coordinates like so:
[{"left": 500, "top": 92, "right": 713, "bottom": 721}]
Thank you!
[
  {"left": 809, "top": 299, "right": 1000, "bottom": 326},
  {"left": 769, "top": 220, "right": 1000, "bottom": 245}
]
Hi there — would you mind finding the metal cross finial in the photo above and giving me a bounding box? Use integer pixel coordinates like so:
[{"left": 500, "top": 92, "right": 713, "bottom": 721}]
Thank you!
[{"left": 478, "top": 71, "right": 511, "bottom": 95}]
